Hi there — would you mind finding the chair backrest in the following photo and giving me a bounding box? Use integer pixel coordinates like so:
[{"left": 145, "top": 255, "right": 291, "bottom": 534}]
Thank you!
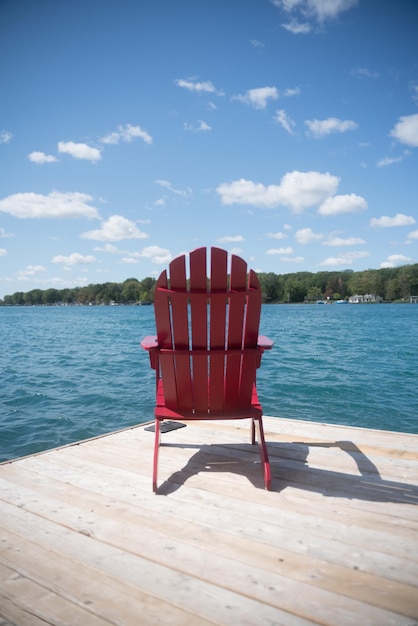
[{"left": 153, "top": 247, "right": 263, "bottom": 415}]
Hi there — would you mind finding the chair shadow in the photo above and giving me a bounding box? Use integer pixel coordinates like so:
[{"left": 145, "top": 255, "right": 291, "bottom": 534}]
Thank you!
[{"left": 156, "top": 440, "right": 418, "bottom": 505}]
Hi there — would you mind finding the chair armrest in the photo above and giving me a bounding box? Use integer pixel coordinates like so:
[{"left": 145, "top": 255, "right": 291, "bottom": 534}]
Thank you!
[
  {"left": 258, "top": 335, "right": 273, "bottom": 350},
  {"left": 141, "top": 335, "right": 158, "bottom": 351}
]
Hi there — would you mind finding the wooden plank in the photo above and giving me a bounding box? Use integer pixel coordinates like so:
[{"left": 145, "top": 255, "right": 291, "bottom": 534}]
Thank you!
[
  {"left": 168, "top": 253, "right": 193, "bottom": 411},
  {"left": 1, "top": 488, "right": 415, "bottom": 625},
  {"left": 21, "top": 420, "right": 416, "bottom": 534},
  {"left": 2, "top": 456, "right": 417, "bottom": 589},
  {"left": 75, "top": 424, "right": 418, "bottom": 516},
  {"left": 259, "top": 417, "right": 418, "bottom": 452},
  {"left": 0, "top": 562, "right": 112, "bottom": 626},
  {"left": 11, "top": 421, "right": 417, "bottom": 523},
  {"left": 1, "top": 417, "right": 417, "bottom": 626},
  {"left": 209, "top": 247, "right": 228, "bottom": 412},
  {"left": 1, "top": 468, "right": 417, "bottom": 618},
  {"left": 0, "top": 503, "right": 312, "bottom": 626},
  {"left": 224, "top": 255, "right": 247, "bottom": 409},
  {"left": 0, "top": 526, "right": 212, "bottom": 626},
  {"left": 190, "top": 273, "right": 210, "bottom": 413}
]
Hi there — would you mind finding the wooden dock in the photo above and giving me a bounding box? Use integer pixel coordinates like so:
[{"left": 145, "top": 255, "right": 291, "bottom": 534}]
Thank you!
[{"left": 1, "top": 416, "right": 417, "bottom": 625}]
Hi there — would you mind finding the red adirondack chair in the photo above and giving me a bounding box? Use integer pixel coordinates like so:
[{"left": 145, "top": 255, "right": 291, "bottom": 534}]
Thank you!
[{"left": 141, "top": 247, "right": 273, "bottom": 492}]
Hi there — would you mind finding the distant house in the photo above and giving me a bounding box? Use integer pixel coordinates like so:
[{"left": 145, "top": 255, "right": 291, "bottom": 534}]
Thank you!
[
  {"left": 349, "top": 294, "right": 364, "bottom": 303},
  {"left": 349, "top": 294, "right": 383, "bottom": 304},
  {"left": 363, "top": 294, "right": 383, "bottom": 303},
  {"left": 411, "top": 296, "right": 418, "bottom": 304}
]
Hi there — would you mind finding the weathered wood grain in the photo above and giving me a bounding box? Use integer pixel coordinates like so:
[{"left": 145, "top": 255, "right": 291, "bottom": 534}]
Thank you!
[{"left": 1, "top": 417, "right": 417, "bottom": 625}]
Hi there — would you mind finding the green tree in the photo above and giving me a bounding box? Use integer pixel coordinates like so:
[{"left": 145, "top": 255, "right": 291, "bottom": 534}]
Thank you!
[
  {"left": 258, "top": 273, "right": 282, "bottom": 303},
  {"left": 121, "top": 279, "right": 140, "bottom": 303},
  {"left": 43, "top": 288, "right": 59, "bottom": 304},
  {"left": 138, "top": 277, "right": 156, "bottom": 303},
  {"left": 12, "top": 292, "right": 25, "bottom": 305},
  {"left": 306, "top": 286, "right": 323, "bottom": 302}
]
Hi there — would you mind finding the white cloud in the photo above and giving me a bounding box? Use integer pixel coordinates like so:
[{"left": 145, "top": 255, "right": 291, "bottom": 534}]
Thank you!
[
  {"left": 351, "top": 67, "right": 379, "bottom": 79},
  {"left": 274, "top": 109, "right": 296, "bottom": 134},
  {"left": 0, "top": 191, "right": 100, "bottom": 219},
  {"left": 28, "top": 151, "right": 58, "bottom": 164},
  {"left": 377, "top": 154, "right": 408, "bottom": 167},
  {"left": 233, "top": 87, "right": 279, "bottom": 110},
  {"left": 319, "top": 250, "right": 370, "bottom": 267},
  {"left": 281, "top": 20, "right": 311, "bottom": 34},
  {"left": 281, "top": 256, "right": 304, "bottom": 263},
  {"left": 273, "top": 0, "right": 358, "bottom": 33},
  {"left": 217, "top": 170, "right": 339, "bottom": 212},
  {"left": 217, "top": 235, "right": 244, "bottom": 243},
  {"left": 305, "top": 117, "right": 358, "bottom": 138},
  {"left": 266, "top": 247, "right": 294, "bottom": 254},
  {"left": 295, "top": 228, "right": 324, "bottom": 244},
  {"left": 155, "top": 180, "right": 192, "bottom": 197},
  {"left": 0, "top": 227, "right": 14, "bottom": 238},
  {"left": 267, "top": 231, "right": 287, "bottom": 239},
  {"left": 176, "top": 78, "right": 221, "bottom": 95},
  {"left": 100, "top": 124, "right": 153, "bottom": 145},
  {"left": 0, "top": 130, "right": 13, "bottom": 144},
  {"left": 137, "top": 245, "right": 172, "bottom": 264},
  {"left": 323, "top": 236, "right": 366, "bottom": 246},
  {"left": 389, "top": 114, "right": 418, "bottom": 147},
  {"left": 16, "top": 265, "right": 47, "bottom": 278},
  {"left": 121, "top": 257, "right": 139, "bottom": 264},
  {"left": 380, "top": 254, "right": 413, "bottom": 269},
  {"left": 283, "top": 87, "right": 301, "bottom": 97},
  {"left": 58, "top": 141, "right": 102, "bottom": 162},
  {"left": 0, "top": 248, "right": 7, "bottom": 256},
  {"left": 318, "top": 193, "right": 367, "bottom": 216},
  {"left": 406, "top": 229, "right": 418, "bottom": 241},
  {"left": 81, "top": 215, "right": 149, "bottom": 241},
  {"left": 307, "top": 0, "right": 358, "bottom": 22},
  {"left": 370, "top": 213, "right": 416, "bottom": 228},
  {"left": 52, "top": 253, "right": 96, "bottom": 266},
  {"left": 184, "top": 120, "right": 212, "bottom": 132},
  {"left": 250, "top": 39, "right": 265, "bottom": 48},
  {"left": 93, "top": 244, "right": 122, "bottom": 253}
]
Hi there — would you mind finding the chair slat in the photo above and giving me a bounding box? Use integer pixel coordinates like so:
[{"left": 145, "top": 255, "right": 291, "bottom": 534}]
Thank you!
[
  {"left": 154, "top": 270, "right": 171, "bottom": 349},
  {"left": 189, "top": 248, "right": 209, "bottom": 412},
  {"left": 228, "top": 254, "right": 247, "bottom": 347},
  {"left": 244, "top": 270, "right": 262, "bottom": 348},
  {"left": 209, "top": 248, "right": 228, "bottom": 411},
  {"left": 167, "top": 255, "right": 193, "bottom": 411},
  {"left": 224, "top": 255, "right": 247, "bottom": 409},
  {"left": 238, "top": 269, "right": 262, "bottom": 407},
  {"left": 169, "top": 255, "right": 189, "bottom": 349},
  {"left": 154, "top": 270, "right": 178, "bottom": 408}
]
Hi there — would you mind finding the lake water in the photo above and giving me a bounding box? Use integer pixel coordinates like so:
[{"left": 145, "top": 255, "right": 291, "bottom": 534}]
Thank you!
[{"left": 1, "top": 303, "right": 417, "bottom": 462}]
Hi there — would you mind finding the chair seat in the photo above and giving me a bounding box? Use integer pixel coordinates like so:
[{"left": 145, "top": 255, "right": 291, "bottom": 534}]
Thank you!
[{"left": 155, "top": 379, "right": 263, "bottom": 420}]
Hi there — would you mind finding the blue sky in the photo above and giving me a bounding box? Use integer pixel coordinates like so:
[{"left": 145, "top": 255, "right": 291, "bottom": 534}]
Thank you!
[{"left": 1, "top": 0, "right": 417, "bottom": 299}]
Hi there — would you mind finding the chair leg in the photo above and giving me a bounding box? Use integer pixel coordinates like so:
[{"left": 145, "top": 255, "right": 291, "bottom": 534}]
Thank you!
[
  {"left": 254, "top": 417, "right": 271, "bottom": 490},
  {"left": 250, "top": 418, "right": 256, "bottom": 445},
  {"left": 152, "top": 419, "right": 161, "bottom": 493}
]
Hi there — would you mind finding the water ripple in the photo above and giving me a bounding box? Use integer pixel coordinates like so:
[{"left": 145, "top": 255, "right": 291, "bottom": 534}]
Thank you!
[{"left": 1, "top": 303, "right": 417, "bottom": 461}]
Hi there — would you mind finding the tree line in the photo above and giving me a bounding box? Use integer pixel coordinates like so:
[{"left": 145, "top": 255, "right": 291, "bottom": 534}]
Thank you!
[
  {"left": 0, "top": 277, "right": 156, "bottom": 306},
  {"left": 257, "top": 263, "right": 418, "bottom": 303},
  {"left": 1, "top": 264, "right": 417, "bottom": 306}
]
